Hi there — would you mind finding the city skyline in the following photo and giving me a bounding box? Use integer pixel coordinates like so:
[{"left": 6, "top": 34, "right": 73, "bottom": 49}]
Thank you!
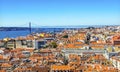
[{"left": 0, "top": 0, "right": 120, "bottom": 27}]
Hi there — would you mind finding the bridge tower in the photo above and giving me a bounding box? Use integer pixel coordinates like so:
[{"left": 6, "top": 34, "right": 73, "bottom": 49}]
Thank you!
[{"left": 29, "top": 22, "right": 31, "bottom": 34}]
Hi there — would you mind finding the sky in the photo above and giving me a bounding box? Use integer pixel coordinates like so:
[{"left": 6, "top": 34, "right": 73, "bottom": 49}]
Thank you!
[{"left": 0, "top": 0, "right": 120, "bottom": 27}]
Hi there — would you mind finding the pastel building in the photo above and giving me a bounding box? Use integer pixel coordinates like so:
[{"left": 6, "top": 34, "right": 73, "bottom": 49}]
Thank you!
[{"left": 110, "top": 56, "right": 120, "bottom": 70}]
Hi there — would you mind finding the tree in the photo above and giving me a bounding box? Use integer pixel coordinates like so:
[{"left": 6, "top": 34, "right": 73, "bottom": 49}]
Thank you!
[
  {"left": 89, "top": 47, "right": 92, "bottom": 50},
  {"left": 50, "top": 41, "right": 57, "bottom": 48},
  {"left": 64, "top": 57, "right": 68, "bottom": 65},
  {"left": 62, "top": 35, "right": 68, "bottom": 38}
]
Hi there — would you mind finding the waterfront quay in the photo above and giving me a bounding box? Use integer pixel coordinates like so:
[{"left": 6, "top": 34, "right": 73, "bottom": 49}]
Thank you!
[{"left": 0, "top": 26, "right": 120, "bottom": 72}]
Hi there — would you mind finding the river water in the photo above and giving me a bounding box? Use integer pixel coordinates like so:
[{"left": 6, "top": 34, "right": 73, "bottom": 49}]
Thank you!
[
  {"left": 0, "top": 28, "right": 66, "bottom": 39},
  {"left": 0, "top": 25, "right": 107, "bottom": 39}
]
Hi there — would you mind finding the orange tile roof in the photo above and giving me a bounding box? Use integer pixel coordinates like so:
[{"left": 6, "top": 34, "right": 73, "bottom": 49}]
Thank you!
[
  {"left": 24, "top": 48, "right": 34, "bottom": 52},
  {"left": 1, "top": 63, "right": 12, "bottom": 67},
  {"left": 97, "top": 40, "right": 106, "bottom": 44},
  {"left": 29, "top": 56, "right": 43, "bottom": 60},
  {"left": 64, "top": 43, "right": 83, "bottom": 48},
  {"left": 113, "top": 35, "right": 120, "bottom": 40},
  {"left": 90, "top": 41, "right": 106, "bottom": 45},
  {"left": 0, "top": 55, "right": 3, "bottom": 59},
  {"left": 51, "top": 65, "right": 74, "bottom": 70},
  {"left": 18, "top": 54, "right": 26, "bottom": 58},
  {"left": 40, "top": 49, "right": 52, "bottom": 53},
  {"left": 74, "top": 42, "right": 84, "bottom": 45},
  {"left": 91, "top": 45, "right": 104, "bottom": 49},
  {"left": 0, "top": 70, "right": 6, "bottom": 72}
]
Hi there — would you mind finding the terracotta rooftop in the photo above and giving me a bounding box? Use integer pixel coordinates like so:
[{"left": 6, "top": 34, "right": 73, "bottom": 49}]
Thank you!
[
  {"left": 1, "top": 63, "right": 12, "bottom": 67},
  {"left": 51, "top": 65, "right": 74, "bottom": 70},
  {"left": 91, "top": 45, "right": 104, "bottom": 49},
  {"left": 64, "top": 44, "right": 83, "bottom": 48},
  {"left": 0, "top": 70, "right": 6, "bottom": 72},
  {"left": 113, "top": 35, "right": 120, "bottom": 40},
  {"left": 0, "top": 55, "right": 3, "bottom": 59}
]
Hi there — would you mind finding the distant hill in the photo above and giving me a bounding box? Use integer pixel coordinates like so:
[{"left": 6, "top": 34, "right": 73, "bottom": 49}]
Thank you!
[{"left": 0, "top": 27, "right": 30, "bottom": 31}]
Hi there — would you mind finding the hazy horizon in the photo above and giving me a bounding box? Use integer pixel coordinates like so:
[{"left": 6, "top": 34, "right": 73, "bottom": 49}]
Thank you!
[{"left": 0, "top": 24, "right": 119, "bottom": 28}]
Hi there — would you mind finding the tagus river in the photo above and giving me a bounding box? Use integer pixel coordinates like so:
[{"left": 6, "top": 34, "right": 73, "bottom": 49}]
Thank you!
[
  {"left": 0, "top": 28, "right": 66, "bottom": 39},
  {"left": 0, "top": 25, "right": 106, "bottom": 39}
]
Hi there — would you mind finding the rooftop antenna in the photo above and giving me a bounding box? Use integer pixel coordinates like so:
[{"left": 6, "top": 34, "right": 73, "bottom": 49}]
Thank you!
[{"left": 29, "top": 22, "right": 31, "bottom": 34}]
